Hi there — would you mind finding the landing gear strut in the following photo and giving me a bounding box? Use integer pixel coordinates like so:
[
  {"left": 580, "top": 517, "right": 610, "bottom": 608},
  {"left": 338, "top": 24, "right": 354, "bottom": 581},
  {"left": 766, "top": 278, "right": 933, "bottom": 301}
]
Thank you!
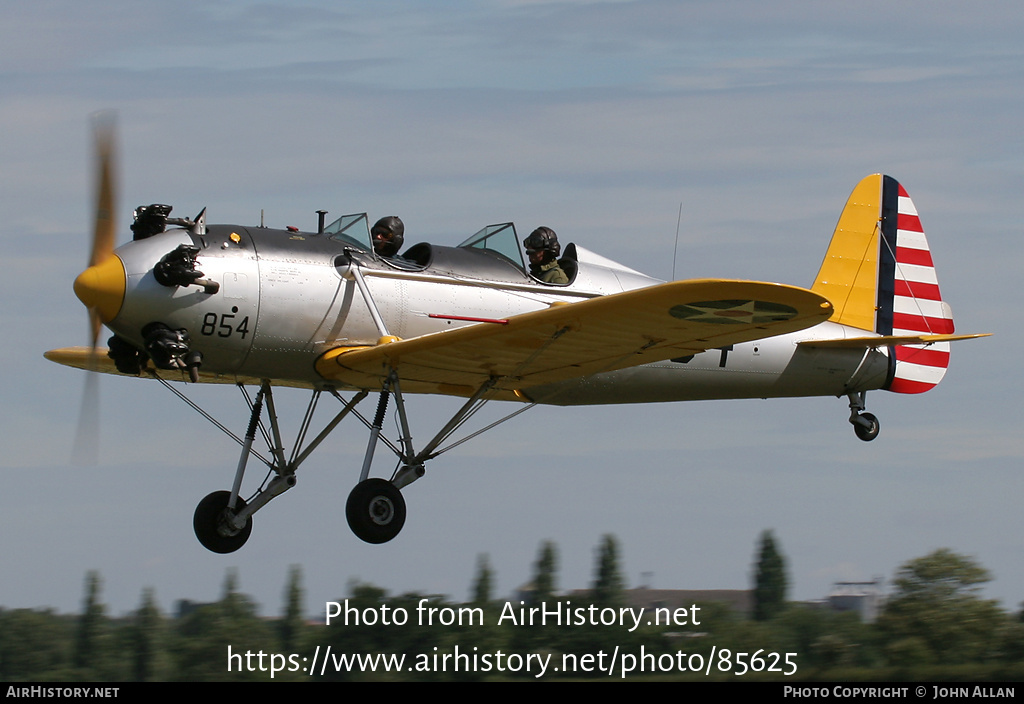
[
  {"left": 847, "top": 391, "right": 880, "bottom": 442},
  {"left": 154, "top": 365, "right": 533, "bottom": 552},
  {"left": 155, "top": 376, "right": 366, "bottom": 553}
]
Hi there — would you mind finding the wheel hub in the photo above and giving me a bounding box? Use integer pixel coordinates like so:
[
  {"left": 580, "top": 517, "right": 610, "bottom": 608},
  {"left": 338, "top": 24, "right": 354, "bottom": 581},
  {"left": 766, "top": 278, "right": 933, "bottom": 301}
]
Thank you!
[
  {"left": 369, "top": 496, "right": 395, "bottom": 525},
  {"left": 216, "top": 508, "right": 244, "bottom": 537}
]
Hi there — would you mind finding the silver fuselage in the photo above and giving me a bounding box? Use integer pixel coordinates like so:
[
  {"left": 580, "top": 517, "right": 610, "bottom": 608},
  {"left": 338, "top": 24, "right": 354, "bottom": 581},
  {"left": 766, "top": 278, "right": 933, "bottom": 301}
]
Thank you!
[{"left": 108, "top": 225, "right": 891, "bottom": 404}]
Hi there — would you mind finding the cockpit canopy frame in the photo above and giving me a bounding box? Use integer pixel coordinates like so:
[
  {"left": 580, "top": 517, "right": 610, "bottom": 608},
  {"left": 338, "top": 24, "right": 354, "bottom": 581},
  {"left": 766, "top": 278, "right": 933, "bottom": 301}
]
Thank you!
[
  {"left": 457, "top": 223, "right": 525, "bottom": 271},
  {"left": 324, "top": 212, "right": 372, "bottom": 252}
]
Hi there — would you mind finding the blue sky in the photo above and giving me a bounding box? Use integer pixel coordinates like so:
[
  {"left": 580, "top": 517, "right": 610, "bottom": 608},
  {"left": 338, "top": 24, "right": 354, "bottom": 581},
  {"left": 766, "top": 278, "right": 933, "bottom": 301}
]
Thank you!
[{"left": 1, "top": 0, "right": 1020, "bottom": 618}]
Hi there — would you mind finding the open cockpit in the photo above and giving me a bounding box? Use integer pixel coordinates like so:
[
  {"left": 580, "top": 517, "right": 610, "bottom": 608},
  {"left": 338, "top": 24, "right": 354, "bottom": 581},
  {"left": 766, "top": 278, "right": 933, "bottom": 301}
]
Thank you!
[{"left": 324, "top": 213, "right": 578, "bottom": 286}]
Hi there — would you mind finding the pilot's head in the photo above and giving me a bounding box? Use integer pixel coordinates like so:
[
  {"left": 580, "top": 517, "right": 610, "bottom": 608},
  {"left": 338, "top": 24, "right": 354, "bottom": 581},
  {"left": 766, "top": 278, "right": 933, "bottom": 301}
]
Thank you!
[
  {"left": 524, "top": 226, "right": 560, "bottom": 265},
  {"left": 371, "top": 216, "right": 405, "bottom": 257}
]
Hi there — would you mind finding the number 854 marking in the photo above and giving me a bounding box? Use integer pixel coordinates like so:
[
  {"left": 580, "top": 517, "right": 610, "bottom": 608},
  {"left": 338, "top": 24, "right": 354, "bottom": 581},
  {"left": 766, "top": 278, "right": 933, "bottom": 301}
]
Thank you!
[{"left": 200, "top": 307, "right": 251, "bottom": 339}]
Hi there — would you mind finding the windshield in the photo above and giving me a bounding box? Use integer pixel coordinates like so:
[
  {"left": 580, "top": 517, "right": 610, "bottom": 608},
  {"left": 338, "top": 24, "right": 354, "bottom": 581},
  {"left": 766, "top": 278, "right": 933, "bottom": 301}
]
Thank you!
[
  {"left": 457, "top": 223, "right": 524, "bottom": 270},
  {"left": 324, "top": 212, "right": 372, "bottom": 251}
]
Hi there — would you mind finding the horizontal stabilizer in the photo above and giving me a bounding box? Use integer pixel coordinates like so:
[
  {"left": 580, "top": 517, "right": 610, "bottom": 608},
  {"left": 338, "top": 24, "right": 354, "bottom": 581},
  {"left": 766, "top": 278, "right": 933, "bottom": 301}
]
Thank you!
[{"left": 798, "top": 333, "right": 990, "bottom": 349}]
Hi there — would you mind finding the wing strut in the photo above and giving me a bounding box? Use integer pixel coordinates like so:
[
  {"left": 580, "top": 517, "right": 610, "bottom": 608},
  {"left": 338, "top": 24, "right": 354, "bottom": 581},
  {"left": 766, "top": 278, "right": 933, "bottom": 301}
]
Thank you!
[
  {"left": 342, "top": 342, "right": 550, "bottom": 495},
  {"left": 352, "top": 370, "right": 514, "bottom": 490}
]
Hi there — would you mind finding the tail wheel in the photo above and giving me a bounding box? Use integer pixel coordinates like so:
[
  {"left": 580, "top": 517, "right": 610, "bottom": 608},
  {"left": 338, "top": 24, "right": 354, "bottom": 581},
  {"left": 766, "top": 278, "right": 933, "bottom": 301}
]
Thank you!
[
  {"left": 346, "top": 479, "right": 406, "bottom": 544},
  {"left": 194, "top": 491, "right": 252, "bottom": 553},
  {"left": 853, "top": 412, "right": 880, "bottom": 442}
]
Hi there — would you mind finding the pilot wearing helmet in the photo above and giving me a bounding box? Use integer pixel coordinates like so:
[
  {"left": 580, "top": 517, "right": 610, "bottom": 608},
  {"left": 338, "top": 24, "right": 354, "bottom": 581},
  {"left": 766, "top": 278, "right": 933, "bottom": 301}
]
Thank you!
[
  {"left": 371, "top": 216, "right": 405, "bottom": 258},
  {"left": 523, "top": 226, "right": 569, "bottom": 284}
]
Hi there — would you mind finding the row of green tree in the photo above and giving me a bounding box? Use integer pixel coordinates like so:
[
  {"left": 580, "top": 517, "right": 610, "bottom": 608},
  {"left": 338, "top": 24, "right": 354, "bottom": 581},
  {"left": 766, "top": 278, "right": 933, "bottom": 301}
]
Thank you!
[{"left": 1, "top": 534, "right": 1022, "bottom": 681}]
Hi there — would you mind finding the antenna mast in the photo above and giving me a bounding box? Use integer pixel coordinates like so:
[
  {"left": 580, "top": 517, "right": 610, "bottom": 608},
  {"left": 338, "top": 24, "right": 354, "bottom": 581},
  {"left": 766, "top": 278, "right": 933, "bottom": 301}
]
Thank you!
[{"left": 671, "top": 202, "right": 682, "bottom": 280}]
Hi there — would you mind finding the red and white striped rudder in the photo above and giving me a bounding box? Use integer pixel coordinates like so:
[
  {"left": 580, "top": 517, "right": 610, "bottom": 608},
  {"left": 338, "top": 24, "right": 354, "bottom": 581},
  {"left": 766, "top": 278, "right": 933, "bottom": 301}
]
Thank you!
[{"left": 879, "top": 177, "right": 954, "bottom": 394}]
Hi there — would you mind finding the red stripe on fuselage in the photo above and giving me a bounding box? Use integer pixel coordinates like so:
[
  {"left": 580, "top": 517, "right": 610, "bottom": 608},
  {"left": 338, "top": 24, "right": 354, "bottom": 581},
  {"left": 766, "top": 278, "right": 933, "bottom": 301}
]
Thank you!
[{"left": 427, "top": 314, "right": 510, "bottom": 325}]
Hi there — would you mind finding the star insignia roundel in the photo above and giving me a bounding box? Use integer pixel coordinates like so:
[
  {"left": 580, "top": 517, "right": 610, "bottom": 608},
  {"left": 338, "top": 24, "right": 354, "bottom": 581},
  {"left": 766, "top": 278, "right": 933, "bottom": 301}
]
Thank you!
[{"left": 668, "top": 299, "right": 799, "bottom": 325}]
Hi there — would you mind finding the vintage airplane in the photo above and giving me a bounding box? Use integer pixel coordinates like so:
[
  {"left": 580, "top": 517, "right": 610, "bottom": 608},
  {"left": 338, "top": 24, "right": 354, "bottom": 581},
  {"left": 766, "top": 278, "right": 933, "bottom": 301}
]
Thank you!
[{"left": 46, "top": 120, "right": 988, "bottom": 553}]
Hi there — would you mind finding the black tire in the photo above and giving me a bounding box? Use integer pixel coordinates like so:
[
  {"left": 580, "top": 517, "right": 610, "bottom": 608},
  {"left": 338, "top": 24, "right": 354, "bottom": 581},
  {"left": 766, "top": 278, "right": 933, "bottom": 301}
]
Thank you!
[
  {"left": 193, "top": 490, "right": 252, "bottom": 553},
  {"left": 854, "top": 412, "right": 880, "bottom": 442},
  {"left": 346, "top": 479, "right": 406, "bottom": 544}
]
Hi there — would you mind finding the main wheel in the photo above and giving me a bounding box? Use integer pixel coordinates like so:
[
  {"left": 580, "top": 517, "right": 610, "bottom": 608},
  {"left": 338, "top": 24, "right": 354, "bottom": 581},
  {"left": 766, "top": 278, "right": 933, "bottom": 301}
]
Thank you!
[
  {"left": 346, "top": 479, "right": 406, "bottom": 544},
  {"left": 193, "top": 490, "right": 253, "bottom": 553},
  {"left": 853, "top": 412, "right": 880, "bottom": 442}
]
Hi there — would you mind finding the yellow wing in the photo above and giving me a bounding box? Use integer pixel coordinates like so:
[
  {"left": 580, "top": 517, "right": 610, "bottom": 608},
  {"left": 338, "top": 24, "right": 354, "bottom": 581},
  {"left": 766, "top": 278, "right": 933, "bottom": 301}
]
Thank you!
[
  {"left": 316, "top": 279, "right": 834, "bottom": 397},
  {"left": 45, "top": 347, "right": 135, "bottom": 377},
  {"left": 42, "top": 348, "right": 316, "bottom": 389}
]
